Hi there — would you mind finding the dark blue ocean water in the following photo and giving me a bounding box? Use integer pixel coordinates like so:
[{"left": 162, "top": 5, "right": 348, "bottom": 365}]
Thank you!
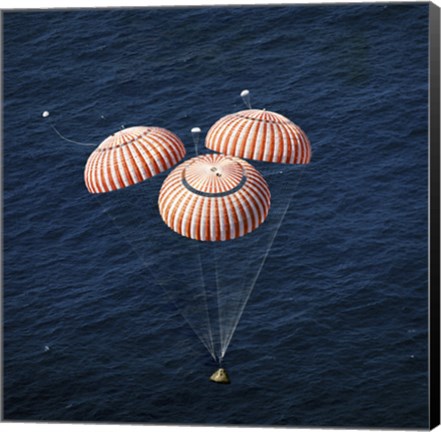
[{"left": 3, "top": 4, "right": 429, "bottom": 428}]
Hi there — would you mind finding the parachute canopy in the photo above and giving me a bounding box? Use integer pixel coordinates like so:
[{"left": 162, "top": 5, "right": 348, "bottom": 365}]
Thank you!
[
  {"left": 84, "top": 126, "right": 186, "bottom": 193},
  {"left": 158, "top": 153, "right": 271, "bottom": 241},
  {"left": 205, "top": 109, "right": 311, "bottom": 164}
]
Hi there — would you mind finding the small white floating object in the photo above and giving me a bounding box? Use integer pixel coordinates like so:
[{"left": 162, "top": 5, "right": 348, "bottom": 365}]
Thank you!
[
  {"left": 191, "top": 127, "right": 201, "bottom": 155},
  {"left": 44, "top": 345, "right": 50, "bottom": 352},
  {"left": 42, "top": 111, "right": 50, "bottom": 118},
  {"left": 240, "top": 89, "right": 252, "bottom": 109}
]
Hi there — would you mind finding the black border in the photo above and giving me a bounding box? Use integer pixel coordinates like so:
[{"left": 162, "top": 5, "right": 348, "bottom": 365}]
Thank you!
[{"left": 429, "top": 2, "right": 440, "bottom": 430}]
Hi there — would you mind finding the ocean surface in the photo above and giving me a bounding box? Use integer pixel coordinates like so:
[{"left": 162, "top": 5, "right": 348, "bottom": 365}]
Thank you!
[{"left": 3, "top": 4, "right": 429, "bottom": 428}]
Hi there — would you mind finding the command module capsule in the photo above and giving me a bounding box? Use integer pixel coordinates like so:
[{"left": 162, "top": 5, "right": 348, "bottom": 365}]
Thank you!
[{"left": 210, "top": 368, "right": 230, "bottom": 384}]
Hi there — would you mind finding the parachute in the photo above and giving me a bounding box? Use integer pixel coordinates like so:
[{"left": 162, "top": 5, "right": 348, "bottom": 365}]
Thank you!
[
  {"left": 158, "top": 153, "right": 271, "bottom": 241},
  {"left": 205, "top": 109, "right": 311, "bottom": 164},
  {"left": 75, "top": 91, "right": 311, "bottom": 384},
  {"left": 84, "top": 126, "right": 186, "bottom": 193}
]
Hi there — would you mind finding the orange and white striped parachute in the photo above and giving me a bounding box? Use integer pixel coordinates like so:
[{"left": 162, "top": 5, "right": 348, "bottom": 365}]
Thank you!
[
  {"left": 84, "top": 126, "right": 186, "bottom": 193},
  {"left": 205, "top": 109, "right": 311, "bottom": 164},
  {"left": 158, "top": 153, "right": 271, "bottom": 241}
]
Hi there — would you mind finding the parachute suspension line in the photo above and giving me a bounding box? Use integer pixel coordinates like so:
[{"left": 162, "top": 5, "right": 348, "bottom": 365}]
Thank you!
[
  {"left": 92, "top": 194, "right": 217, "bottom": 361},
  {"left": 143, "top": 189, "right": 217, "bottom": 361},
  {"left": 259, "top": 168, "right": 288, "bottom": 177},
  {"left": 191, "top": 127, "right": 201, "bottom": 156},
  {"left": 50, "top": 122, "right": 97, "bottom": 147},
  {"left": 213, "top": 244, "right": 224, "bottom": 364},
  {"left": 219, "top": 197, "right": 292, "bottom": 359},
  {"left": 240, "top": 89, "right": 252, "bottom": 109},
  {"left": 195, "top": 240, "right": 216, "bottom": 360},
  {"left": 219, "top": 166, "right": 306, "bottom": 360},
  {"left": 42, "top": 111, "right": 96, "bottom": 147}
]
